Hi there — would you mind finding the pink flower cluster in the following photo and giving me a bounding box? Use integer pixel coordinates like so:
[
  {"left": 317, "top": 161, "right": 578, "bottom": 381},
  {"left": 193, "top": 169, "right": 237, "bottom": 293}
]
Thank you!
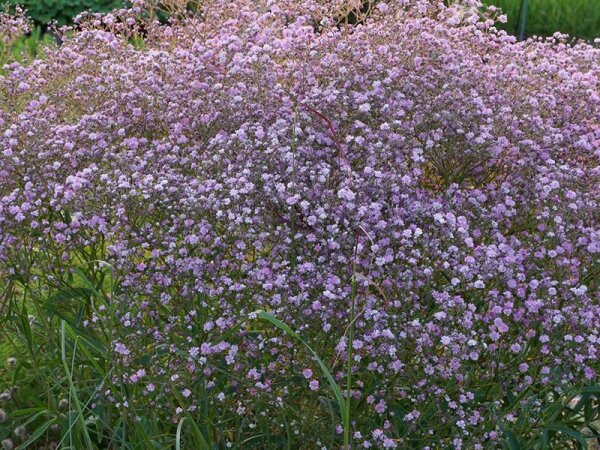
[{"left": 1, "top": 0, "right": 599, "bottom": 447}]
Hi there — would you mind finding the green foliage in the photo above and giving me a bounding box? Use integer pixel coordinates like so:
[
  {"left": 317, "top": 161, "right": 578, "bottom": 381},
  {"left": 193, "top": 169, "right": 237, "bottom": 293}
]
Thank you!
[
  {"left": 6, "top": 0, "right": 123, "bottom": 26},
  {"left": 485, "top": 0, "right": 600, "bottom": 41},
  {"left": 4, "top": 269, "right": 598, "bottom": 449},
  {"left": 0, "top": 264, "right": 176, "bottom": 449},
  {"left": 0, "top": 26, "right": 55, "bottom": 66},
  {"left": 254, "top": 310, "right": 348, "bottom": 437},
  {"left": 498, "top": 386, "right": 600, "bottom": 449}
]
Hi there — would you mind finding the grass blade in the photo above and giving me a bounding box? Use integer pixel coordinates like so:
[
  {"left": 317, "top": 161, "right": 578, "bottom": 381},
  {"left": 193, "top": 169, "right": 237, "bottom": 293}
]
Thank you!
[
  {"left": 170, "top": 389, "right": 211, "bottom": 450},
  {"left": 253, "top": 310, "right": 347, "bottom": 426},
  {"left": 61, "top": 321, "right": 95, "bottom": 450},
  {"left": 542, "top": 425, "right": 588, "bottom": 449},
  {"left": 15, "top": 420, "right": 52, "bottom": 450},
  {"left": 176, "top": 417, "right": 187, "bottom": 450}
]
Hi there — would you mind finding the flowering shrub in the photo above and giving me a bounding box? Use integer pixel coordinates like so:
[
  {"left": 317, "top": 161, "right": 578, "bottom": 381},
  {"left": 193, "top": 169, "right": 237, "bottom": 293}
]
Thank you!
[{"left": 0, "top": 0, "right": 599, "bottom": 448}]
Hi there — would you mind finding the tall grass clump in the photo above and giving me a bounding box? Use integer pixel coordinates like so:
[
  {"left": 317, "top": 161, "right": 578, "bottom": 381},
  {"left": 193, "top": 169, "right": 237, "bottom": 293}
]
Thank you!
[{"left": 1, "top": 0, "right": 600, "bottom": 448}]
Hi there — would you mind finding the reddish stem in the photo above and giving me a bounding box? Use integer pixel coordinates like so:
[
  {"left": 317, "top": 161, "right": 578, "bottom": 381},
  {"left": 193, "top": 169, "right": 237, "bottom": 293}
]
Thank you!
[{"left": 299, "top": 102, "right": 352, "bottom": 178}]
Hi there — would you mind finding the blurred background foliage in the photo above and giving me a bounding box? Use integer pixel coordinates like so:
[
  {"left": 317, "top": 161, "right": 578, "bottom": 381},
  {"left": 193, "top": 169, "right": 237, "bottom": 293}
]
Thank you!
[
  {"left": 1, "top": 0, "right": 599, "bottom": 40},
  {"left": 483, "top": 0, "right": 600, "bottom": 42},
  {"left": 6, "top": 0, "right": 123, "bottom": 26}
]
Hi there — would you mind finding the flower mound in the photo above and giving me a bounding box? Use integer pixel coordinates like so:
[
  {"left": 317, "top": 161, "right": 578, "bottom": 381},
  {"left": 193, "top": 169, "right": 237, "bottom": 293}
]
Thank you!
[{"left": 0, "top": 0, "right": 599, "bottom": 448}]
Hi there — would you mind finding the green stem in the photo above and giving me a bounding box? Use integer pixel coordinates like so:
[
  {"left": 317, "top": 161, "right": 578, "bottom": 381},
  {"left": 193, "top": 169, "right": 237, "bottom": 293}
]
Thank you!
[
  {"left": 344, "top": 239, "right": 359, "bottom": 450},
  {"left": 517, "top": 0, "right": 530, "bottom": 41}
]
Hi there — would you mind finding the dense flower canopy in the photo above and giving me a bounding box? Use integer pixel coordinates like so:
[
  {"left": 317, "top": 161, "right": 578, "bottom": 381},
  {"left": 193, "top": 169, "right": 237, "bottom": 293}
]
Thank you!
[{"left": 0, "top": 0, "right": 599, "bottom": 448}]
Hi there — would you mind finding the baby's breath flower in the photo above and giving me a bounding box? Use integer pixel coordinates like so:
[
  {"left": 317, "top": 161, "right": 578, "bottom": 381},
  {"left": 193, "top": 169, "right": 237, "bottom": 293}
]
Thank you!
[{"left": 0, "top": 0, "right": 599, "bottom": 447}]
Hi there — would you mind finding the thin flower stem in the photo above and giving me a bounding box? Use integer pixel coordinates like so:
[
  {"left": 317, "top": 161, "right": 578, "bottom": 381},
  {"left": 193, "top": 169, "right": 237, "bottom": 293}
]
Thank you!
[{"left": 344, "top": 235, "right": 359, "bottom": 450}]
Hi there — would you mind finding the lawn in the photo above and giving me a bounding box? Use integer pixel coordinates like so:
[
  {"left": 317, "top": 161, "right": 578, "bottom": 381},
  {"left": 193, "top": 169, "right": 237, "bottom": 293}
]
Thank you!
[{"left": 484, "top": 0, "right": 600, "bottom": 40}]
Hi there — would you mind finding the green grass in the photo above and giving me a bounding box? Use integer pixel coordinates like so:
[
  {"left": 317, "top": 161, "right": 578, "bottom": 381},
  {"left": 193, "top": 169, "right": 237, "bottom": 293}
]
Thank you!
[{"left": 485, "top": 0, "right": 600, "bottom": 41}]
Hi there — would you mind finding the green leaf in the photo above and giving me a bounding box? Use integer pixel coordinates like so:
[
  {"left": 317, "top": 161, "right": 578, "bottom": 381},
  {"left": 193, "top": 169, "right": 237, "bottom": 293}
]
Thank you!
[
  {"left": 16, "top": 420, "right": 53, "bottom": 450},
  {"left": 19, "top": 300, "right": 34, "bottom": 354},
  {"left": 170, "top": 392, "right": 211, "bottom": 450},
  {"left": 176, "top": 417, "right": 187, "bottom": 450},
  {"left": 9, "top": 407, "right": 48, "bottom": 418},
  {"left": 61, "top": 321, "right": 95, "bottom": 450},
  {"left": 253, "top": 310, "right": 347, "bottom": 422},
  {"left": 502, "top": 429, "right": 522, "bottom": 450},
  {"left": 542, "top": 424, "right": 588, "bottom": 449},
  {"left": 580, "top": 386, "right": 600, "bottom": 395},
  {"left": 541, "top": 428, "right": 549, "bottom": 449}
]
